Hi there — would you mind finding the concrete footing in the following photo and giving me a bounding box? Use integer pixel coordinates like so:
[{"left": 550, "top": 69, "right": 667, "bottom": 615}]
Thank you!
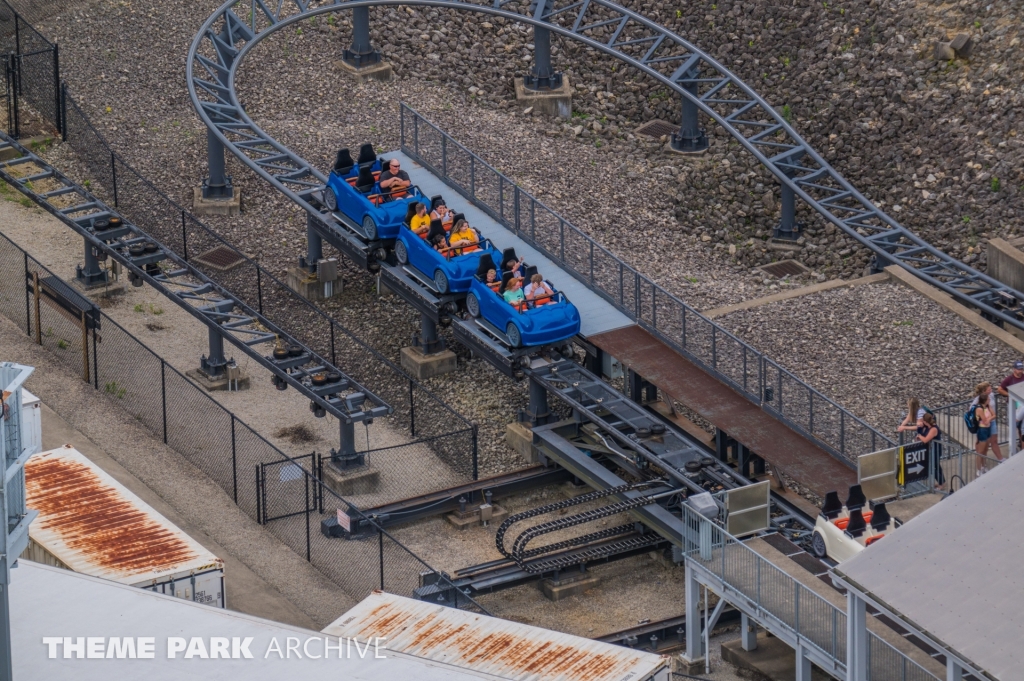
[
  {"left": 722, "top": 635, "right": 829, "bottom": 681},
  {"left": 70, "top": 278, "right": 124, "bottom": 297},
  {"left": 506, "top": 421, "right": 541, "bottom": 463},
  {"left": 445, "top": 504, "right": 509, "bottom": 530},
  {"left": 286, "top": 267, "right": 342, "bottom": 302},
  {"left": 321, "top": 461, "right": 380, "bottom": 496},
  {"left": 514, "top": 76, "right": 572, "bottom": 118},
  {"left": 766, "top": 238, "right": 803, "bottom": 254},
  {"left": 538, "top": 572, "right": 600, "bottom": 601},
  {"left": 334, "top": 59, "right": 393, "bottom": 83},
  {"left": 192, "top": 187, "right": 241, "bottom": 217},
  {"left": 185, "top": 367, "right": 251, "bottom": 392},
  {"left": 673, "top": 655, "right": 708, "bottom": 676},
  {"left": 400, "top": 345, "right": 457, "bottom": 380}
]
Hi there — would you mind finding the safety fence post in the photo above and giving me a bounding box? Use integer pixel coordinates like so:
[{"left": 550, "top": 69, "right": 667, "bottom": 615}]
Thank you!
[
  {"left": 472, "top": 424, "right": 478, "bottom": 481},
  {"left": 52, "top": 43, "right": 60, "bottom": 135},
  {"left": 256, "top": 266, "right": 263, "bottom": 315},
  {"left": 160, "top": 360, "right": 167, "bottom": 444},
  {"left": 409, "top": 379, "right": 415, "bottom": 437},
  {"left": 180, "top": 210, "right": 188, "bottom": 261},
  {"left": 231, "top": 415, "right": 237, "bottom": 503},
  {"left": 23, "top": 252, "right": 29, "bottom": 336},
  {"left": 379, "top": 530, "right": 385, "bottom": 590},
  {"left": 110, "top": 152, "right": 118, "bottom": 207}
]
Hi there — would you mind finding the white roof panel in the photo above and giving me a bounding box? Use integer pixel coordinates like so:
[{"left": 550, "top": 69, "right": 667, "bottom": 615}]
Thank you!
[
  {"left": 323, "top": 591, "right": 668, "bottom": 681},
  {"left": 837, "top": 453, "right": 1024, "bottom": 680},
  {"left": 24, "top": 445, "right": 222, "bottom": 585}
]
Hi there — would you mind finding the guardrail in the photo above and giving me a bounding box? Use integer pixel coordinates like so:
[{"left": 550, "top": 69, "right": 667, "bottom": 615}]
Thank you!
[
  {"left": 679, "top": 504, "right": 939, "bottom": 681},
  {"left": 400, "top": 104, "right": 895, "bottom": 465}
]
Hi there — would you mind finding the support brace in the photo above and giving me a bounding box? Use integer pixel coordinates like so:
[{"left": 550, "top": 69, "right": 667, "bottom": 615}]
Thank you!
[
  {"left": 773, "top": 179, "right": 802, "bottom": 240},
  {"left": 412, "top": 315, "right": 445, "bottom": 355},
  {"left": 306, "top": 216, "right": 323, "bottom": 274},
  {"left": 524, "top": 377, "right": 552, "bottom": 426},
  {"left": 331, "top": 420, "right": 365, "bottom": 469},
  {"left": 200, "top": 325, "right": 229, "bottom": 377},
  {"left": 343, "top": 7, "right": 381, "bottom": 68},
  {"left": 76, "top": 237, "right": 108, "bottom": 286},
  {"left": 201, "top": 128, "right": 234, "bottom": 200}
]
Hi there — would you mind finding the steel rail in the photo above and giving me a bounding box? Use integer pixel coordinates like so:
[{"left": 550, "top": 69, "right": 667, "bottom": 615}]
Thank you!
[
  {"left": 0, "top": 133, "right": 390, "bottom": 423},
  {"left": 187, "top": 0, "right": 1024, "bottom": 330}
]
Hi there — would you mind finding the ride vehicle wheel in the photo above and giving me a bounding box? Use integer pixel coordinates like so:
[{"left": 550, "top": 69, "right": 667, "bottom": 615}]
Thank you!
[
  {"left": 324, "top": 187, "right": 338, "bottom": 212},
  {"left": 811, "top": 530, "right": 828, "bottom": 559},
  {"left": 506, "top": 322, "right": 522, "bottom": 348},
  {"left": 395, "top": 239, "right": 409, "bottom": 265},
  {"left": 466, "top": 293, "right": 481, "bottom": 318},
  {"left": 433, "top": 269, "right": 449, "bottom": 294},
  {"left": 362, "top": 215, "right": 378, "bottom": 240}
]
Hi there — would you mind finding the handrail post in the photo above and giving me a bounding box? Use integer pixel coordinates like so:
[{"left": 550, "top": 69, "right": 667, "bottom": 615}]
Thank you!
[
  {"left": 441, "top": 135, "right": 447, "bottom": 177},
  {"left": 470, "top": 154, "right": 475, "bottom": 197}
]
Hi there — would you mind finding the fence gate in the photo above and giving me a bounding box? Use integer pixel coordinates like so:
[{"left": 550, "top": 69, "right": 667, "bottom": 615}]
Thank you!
[
  {"left": 255, "top": 452, "right": 323, "bottom": 526},
  {"left": 25, "top": 270, "right": 100, "bottom": 382}
]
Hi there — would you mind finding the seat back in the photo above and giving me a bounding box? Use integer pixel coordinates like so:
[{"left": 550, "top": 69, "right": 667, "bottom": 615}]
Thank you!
[
  {"left": 430, "top": 195, "right": 444, "bottom": 212},
  {"left": 870, "top": 503, "right": 891, "bottom": 531},
  {"left": 355, "top": 167, "right": 376, "bottom": 193},
  {"left": 499, "top": 271, "right": 514, "bottom": 294},
  {"left": 476, "top": 253, "right": 497, "bottom": 280},
  {"left": 522, "top": 264, "right": 539, "bottom": 281},
  {"left": 821, "top": 491, "right": 843, "bottom": 520},
  {"left": 404, "top": 202, "right": 422, "bottom": 227},
  {"left": 426, "top": 219, "right": 446, "bottom": 244},
  {"left": 845, "top": 484, "right": 866, "bottom": 513},
  {"left": 451, "top": 212, "right": 465, "bottom": 225},
  {"left": 334, "top": 148, "right": 354, "bottom": 175},
  {"left": 356, "top": 143, "right": 376, "bottom": 169},
  {"left": 501, "top": 247, "right": 518, "bottom": 269},
  {"left": 845, "top": 509, "right": 867, "bottom": 538}
]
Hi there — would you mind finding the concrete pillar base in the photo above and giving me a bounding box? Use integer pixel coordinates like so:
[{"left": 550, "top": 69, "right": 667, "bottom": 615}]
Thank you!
[
  {"left": 400, "top": 345, "right": 457, "bottom": 380},
  {"left": 70, "top": 278, "right": 123, "bottom": 296},
  {"left": 766, "top": 238, "right": 804, "bottom": 254},
  {"left": 286, "top": 267, "right": 343, "bottom": 302},
  {"left": 721, "top": 635, "right": 830, "bottom": 681},
  {"left": 514, "top": 76, "right": 572, "bottom": 118},
  {"left": 673, "top": 656, "right": 708, "bottom": 676},
  {"left": 445, "top": 504, "right": 509, "bottom": 530},
  {"left": 192, "top": 187, "right": 241, "bottom": 217},
  {"left": 538, "top": 572, "right": 600, "bottom": 601},
  {"left": 185, "top": 367, "right": 251, "bottom": 392},
  {"left": 333, "top": 59, "right": 393, "bottom": 83},
  {"left": 321, "top": 460, "right": 380, "bottom": 496},
  {"left": 506, "top": 421, "right": 541, "bottom": 463}
]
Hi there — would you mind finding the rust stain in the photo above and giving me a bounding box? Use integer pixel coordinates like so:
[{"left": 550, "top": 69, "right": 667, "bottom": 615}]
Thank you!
[
  {"left": 353, "top": 602, "right": 632, "bottom": 680},
  {"left": 25, "top": 456, "right": 199, "bottom": 576}
]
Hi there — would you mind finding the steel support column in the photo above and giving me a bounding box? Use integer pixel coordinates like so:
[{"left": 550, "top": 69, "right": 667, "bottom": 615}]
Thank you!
[
  {"left": 306, "top": 215, "right": 323, "bottom": 273},
  {"left": 671, "top": 77, "right": 708, "bottom": 153},
  {"left": 76, "top": 238, "right": 108, "bottom": 286},
  {"left": 946, "top": 658, "right": 964, "bottom": 681},
  {"left": 415, "top": 314, "right": 445, "bottom": 354},
  {"left": 343, "top": 7, "right": 381, "bottom": 68},
  {"left": 331, "top": 419, "right": 365, "bottom": 468},
  {"left": 740, "top": 613, "right": 757, "bottom": 651},
  {"left": 200, "top": 324, "right": 228, "bottom": 377},
  {"left": 201, "top": 127, "right": 235, "bottom": 199},
  {"left": 846, "top": 591, "right": 868, "bottom": 681},
  {"left": 683, "top": 562, "right": 705, "bottom": 663},
  {"left": 523, "top": 1, "right": 562, "bottom": 90},
  {"left": 526, "top": 377, "right": 551, "bottom": 426},
  {"left": 773, "top": 179, "right": 800, "bottom": 240},
  {"left": 795, "top": 642, "right": 812, "bottom": 681}
]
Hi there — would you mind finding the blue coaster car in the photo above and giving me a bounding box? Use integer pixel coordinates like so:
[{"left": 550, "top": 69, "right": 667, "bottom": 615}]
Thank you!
[
  {"left": 323, "top": 144, "right": 428, "bottom": 241},
  {"left": 394, "top": 219, "right": 502, "bottom": 295},
  {"left": 465, "top": 253, "right": 581, "bottom": 348}
]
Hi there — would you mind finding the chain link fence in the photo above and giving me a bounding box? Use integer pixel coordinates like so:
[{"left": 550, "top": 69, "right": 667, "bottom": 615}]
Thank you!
[
  {"left": 0, "top": 0, "right": 59, "bottom": 138},
  {"left": 0, "top": 229, "right": 486, "bottom": 612}
]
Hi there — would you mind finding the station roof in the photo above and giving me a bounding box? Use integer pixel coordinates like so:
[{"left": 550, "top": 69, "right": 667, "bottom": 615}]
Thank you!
[
  {"left": 835, "top": 453, "right": 1024, "bottom": 680},
  {"left": 12, "top": 561, "right": 491, "bottom": 680},
  {"left": 323, "top": 590, "right": 668, "bottom": 681}
]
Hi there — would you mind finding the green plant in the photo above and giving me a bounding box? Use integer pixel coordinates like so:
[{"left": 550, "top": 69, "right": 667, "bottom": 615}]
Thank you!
[
  {"left": 327, "top": 14, "right": 336, "bottom": 25},
  {"left": 134, "top": 303, "right": 144, "bottom": 313},
  {"left": 974, "top": 20, "right": 981, "bottom": 28},
  {"left": 57, "top": 339, "right": 68, "bottom": 349},
  {"left": 44, "top": 327, "right": 53, "bottom": 337},
  {"left": 149, "top": 304, "right": 163, "bottom": 315},
  {"left": 781, "top": 104, "right": 793, "bottom": 122},
  {"left": 594, "top": 139, "right": 603, "bottom": 148},
  {"left": 296, "top": 27, "right": 303, "bottom": 35},
  {"left": 687, "top": 276, "right": 698, "bottom": 283},
  {"left": 781, "top": 55, "right": 791, "bottom": 67},
  {"left": 675, "top": 9, "right": 682, "bottom": 18},
  {"left": 990, "top": 177, "right": 1000, "bottom": 192},
  {"left": 19, "top": 197, "right": 31, "bottom": 208},
  {"left": 748, "top": 40, "right": 755, "bottom": 47},
  {"left": 104, "top": 381, "right": 127, "bottom": 399},
  {"left": 83, "top": 180, "right": 91, "bottom": 189},
  {"left": 962, "top": 216, "right": 971, "bottom": 224}
]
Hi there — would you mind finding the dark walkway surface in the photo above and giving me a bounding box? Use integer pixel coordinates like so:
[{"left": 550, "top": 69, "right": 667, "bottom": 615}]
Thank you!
[{"left": 589, "top": 325, "right": 856, "bottom": 497}]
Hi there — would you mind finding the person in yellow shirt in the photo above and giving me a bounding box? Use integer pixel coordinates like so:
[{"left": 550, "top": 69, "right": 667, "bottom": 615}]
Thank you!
[
  {"left": 408, "top": 202, "right": 431, "bottom": 238},
  {"left": 448, "top": 219, "right": 479, "bottom": 255}
]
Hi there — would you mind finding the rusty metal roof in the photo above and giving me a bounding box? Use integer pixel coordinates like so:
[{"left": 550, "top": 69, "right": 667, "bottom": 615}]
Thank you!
[
  {"left": 24, "top": 445, "right": 222, "bottom": 585},
  {"left": 322, "top": 591, "right": 668, "bottom": 681}
]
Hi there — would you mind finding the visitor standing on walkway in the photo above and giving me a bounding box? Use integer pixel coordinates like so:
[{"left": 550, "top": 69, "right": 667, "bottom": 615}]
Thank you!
[
  {"left": 997, "top": 360, "right": 1024, "bottom": 398},
  {"left": 971, "top": 382, "right": 1003, "bottom": 475}
]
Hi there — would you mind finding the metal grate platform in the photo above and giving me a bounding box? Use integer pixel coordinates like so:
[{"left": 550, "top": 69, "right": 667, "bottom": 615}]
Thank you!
[
  {"left": 194, "top": 245, "right": 247, "bottom": 272},
  {"left": 635, "top": 119, "right": 677, "bottom": 138},
  {"left": 758, "top": 259, "right": 809, "bottom": 279}
]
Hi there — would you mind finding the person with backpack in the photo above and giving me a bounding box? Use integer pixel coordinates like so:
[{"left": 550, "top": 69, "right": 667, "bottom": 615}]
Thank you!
[{"left": 969, "top": 382, "right": 1003, "bottom": 475}]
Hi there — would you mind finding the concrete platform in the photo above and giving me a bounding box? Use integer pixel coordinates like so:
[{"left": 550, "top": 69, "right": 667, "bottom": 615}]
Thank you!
[
  {"left": 538, "top": 572, "right": 600, "bottom": 601},
  {"left": 321, "top": 460, "right": 380, "bottom": 496},
  {"left": 334, "top": 59, "right": 393, "bottom": 82},
  {"left": 192, "top": 187, "right": 241, "bottom": 216},
  {"left": 886, "top": 493, "right": 942, "bottom": 524},
  {"left": 185, "top": 367, "right": 251, "bottom": 392},
  {"left": 722, "top": 634, "right": 831, "bottom": 681},
  {"left": 514, "top": 76, "right": 572, "bottom": 118},
  {"left": 286, "top": 266, "right": 342, "bottom": 302},
  {"left": 506, "top": 421, "right": 540, "bottom": 463},
  {"left": 400, "top": 345, "right": 457, "bottom": 379}
]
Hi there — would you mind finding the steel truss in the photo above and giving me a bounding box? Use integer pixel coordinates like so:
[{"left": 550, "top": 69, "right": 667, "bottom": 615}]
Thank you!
[
  {"left": 0, "top": 133, "right": 390, "bottom": 424},
  {"left": 188, "top": 0, "right": 1024, "bottom": 330}
]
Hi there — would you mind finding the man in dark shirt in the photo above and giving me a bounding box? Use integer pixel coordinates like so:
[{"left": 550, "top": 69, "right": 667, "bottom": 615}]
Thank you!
[
  {"left": 997, "top": 360, "right": 1024, "bottom": 397},
  {"left": 378, "top": 159, "right": 411, "bottom": 193}
]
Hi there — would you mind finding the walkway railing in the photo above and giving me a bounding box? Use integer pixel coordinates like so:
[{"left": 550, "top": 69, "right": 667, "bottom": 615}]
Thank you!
[
  {"left": 400, "top": 104, "right": 895, "bottom": 465},
  {"left": 679, "top": 504, "right": 940, "bottom": 681}
]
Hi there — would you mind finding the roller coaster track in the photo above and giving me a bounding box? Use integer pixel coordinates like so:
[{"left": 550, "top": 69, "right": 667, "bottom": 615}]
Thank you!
[
  {"left": 0, "top": 133, "right": 390, "bottom": 424},
  {"left": 187, "top": 0, "right": 1024, "bottom": 330}
]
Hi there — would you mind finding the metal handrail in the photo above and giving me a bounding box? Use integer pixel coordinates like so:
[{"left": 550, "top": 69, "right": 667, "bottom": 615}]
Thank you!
[{"left": 401, "top": 105, "right": 895, "bottom": 463}]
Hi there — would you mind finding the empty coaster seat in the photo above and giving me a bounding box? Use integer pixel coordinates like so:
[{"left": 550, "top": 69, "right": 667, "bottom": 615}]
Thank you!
[
  {"left": 355, "top": 166, "right": 376, "bottom": 194},
  {"left": 845, "top": 484, "right": 867, "bottom": 512},
  {"left": 356, "top": 143, "right": 376, "bottom": 170},
  {"left": 403, "top": 202, "right": 420, "bottom": 228},
  {"left": 821, "top": 491, "right": 843, "bottom": 520},
  {"left": 870, "top": 503, "right": 891, "bottom": 532},
  {"left": 844, "top": 509, "right": 867, "bottom": 539},
  {"left": 834, "top": 512, "right": 872, "bottom": 530},
  {"left": 334, "top": 148, "right": 354, "bottom": 175}
]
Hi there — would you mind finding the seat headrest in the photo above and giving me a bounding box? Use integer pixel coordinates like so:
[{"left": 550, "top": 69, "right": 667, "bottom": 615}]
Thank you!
[
  {"left": 845, "top": 484, "right": 866, "bottom": 512},
  {"left": 821, "top": 491, "right": 843, "bottom": 520},
  {"left": 501, "top": 247, "right": 518, "bottom": 267},
  {"left": 499, "top": 270, "right": 514, "bottom": 294},
  {"left": 845, "top": 509, "right": 867, "bottom": 538},
  {"left": 870, "top": 503, "right": 891, "bottom": 531},
  {"left": 426, "top": 219, "right": 446, "bottom": 243},
  {"left": 476, "top": 253, "right": 497, "bottom": 278},
  {"left": 404, "top": 201, "right": 422, "bottom": 227},
  {"left": 356, "top": 143, "right": 376, "bottom": 168},
  {"left": 355, "top": 166, "right": 376, "bottom": 192},
  {"left": 334, "top": 148, "right": 354, "bottom": 174},
  {"left": 430, "top": 195, "right": 444, "bottom": 211},
  {"left": 451, "top": 212, "right": 466, "bottom": 225},
  {"left": 523, "top": 265, "right": 539, "bottom": 281}
]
